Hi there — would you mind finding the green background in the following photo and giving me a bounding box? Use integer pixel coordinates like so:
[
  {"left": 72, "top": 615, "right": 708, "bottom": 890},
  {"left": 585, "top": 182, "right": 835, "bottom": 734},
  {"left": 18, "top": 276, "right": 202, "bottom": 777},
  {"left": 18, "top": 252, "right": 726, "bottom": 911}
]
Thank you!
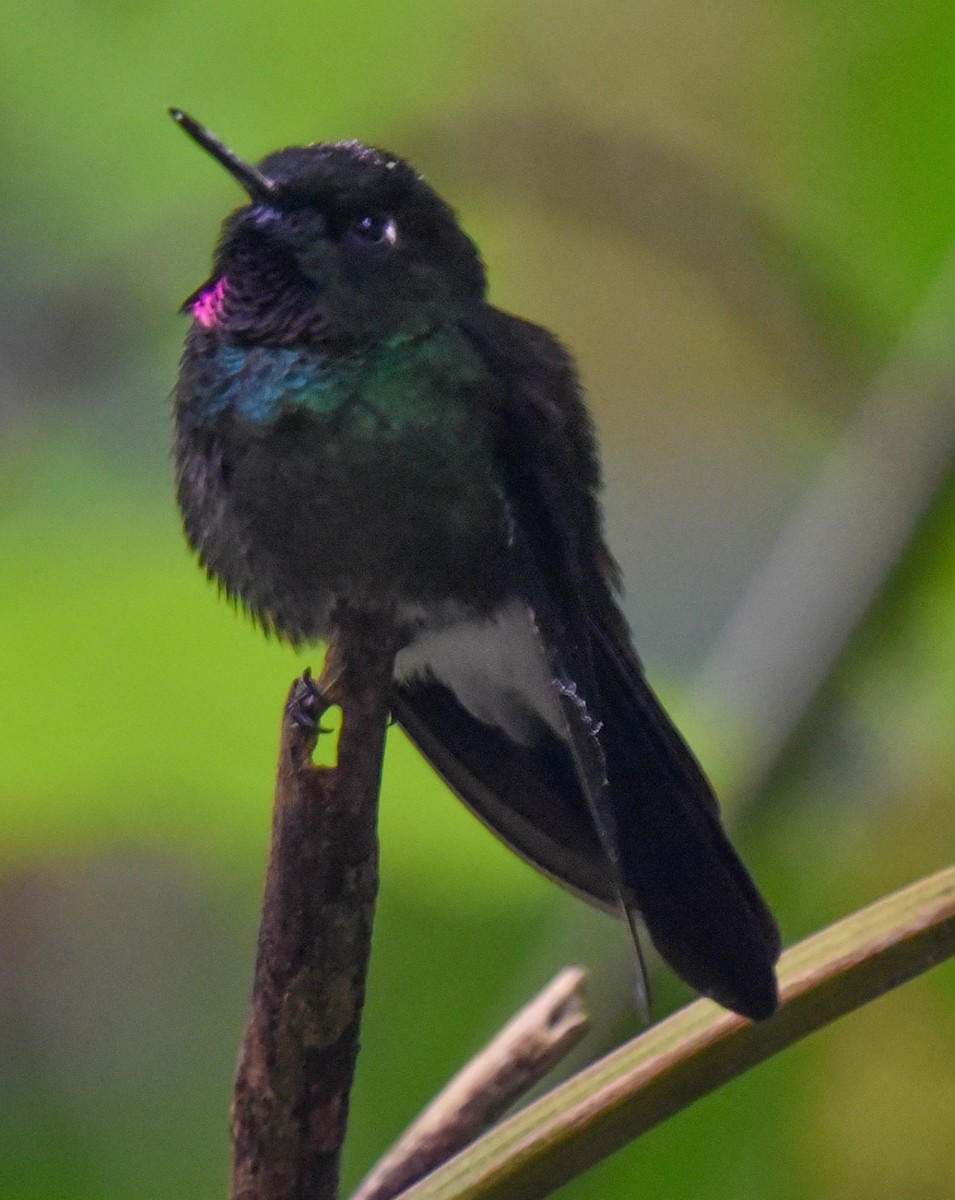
[{"left": 1, "top": 3, "right": 954, "bottom": 1197}]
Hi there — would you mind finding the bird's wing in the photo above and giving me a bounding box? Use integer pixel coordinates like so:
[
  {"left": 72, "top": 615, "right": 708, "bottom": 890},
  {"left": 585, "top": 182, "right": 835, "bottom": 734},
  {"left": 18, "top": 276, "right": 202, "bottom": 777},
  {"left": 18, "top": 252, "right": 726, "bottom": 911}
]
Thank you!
[
  {"left": 396, "top": 306, "right": 780, "bottom": 1019},
  {"left": 585, "top": 616, "right": 781, "bottom": 1017},
  {"left": 392, "top": 673, "right": 617, "bottom": 910}
]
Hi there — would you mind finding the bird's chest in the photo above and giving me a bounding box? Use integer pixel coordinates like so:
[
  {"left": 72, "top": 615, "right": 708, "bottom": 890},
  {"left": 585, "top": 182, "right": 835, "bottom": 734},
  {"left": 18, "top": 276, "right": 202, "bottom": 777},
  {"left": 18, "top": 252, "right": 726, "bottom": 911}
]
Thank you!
[{"left": 175, "top": 340, "right": 512, "bottom": 642}]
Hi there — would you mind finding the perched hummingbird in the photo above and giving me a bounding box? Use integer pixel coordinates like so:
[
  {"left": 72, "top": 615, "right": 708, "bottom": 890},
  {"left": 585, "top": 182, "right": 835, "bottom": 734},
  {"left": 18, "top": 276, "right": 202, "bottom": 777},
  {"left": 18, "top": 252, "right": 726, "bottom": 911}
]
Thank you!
[{"left": 170, "top": 110, "right": 781, "bottom": 1021}]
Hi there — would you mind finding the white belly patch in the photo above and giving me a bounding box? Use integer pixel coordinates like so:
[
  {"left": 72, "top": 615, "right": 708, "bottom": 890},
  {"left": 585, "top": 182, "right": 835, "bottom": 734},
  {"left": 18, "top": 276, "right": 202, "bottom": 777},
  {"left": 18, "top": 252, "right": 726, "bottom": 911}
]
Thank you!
[{"left": 394, "top": 599, "right": 566, "bottom": 745}]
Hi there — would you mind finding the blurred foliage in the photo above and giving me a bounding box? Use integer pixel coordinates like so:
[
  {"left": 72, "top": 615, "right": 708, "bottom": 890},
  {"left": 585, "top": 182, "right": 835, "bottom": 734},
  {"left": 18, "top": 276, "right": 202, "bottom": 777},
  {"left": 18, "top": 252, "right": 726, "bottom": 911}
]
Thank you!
[{"left": 1, "top": 3, "right": 954, "bottom": 1199}]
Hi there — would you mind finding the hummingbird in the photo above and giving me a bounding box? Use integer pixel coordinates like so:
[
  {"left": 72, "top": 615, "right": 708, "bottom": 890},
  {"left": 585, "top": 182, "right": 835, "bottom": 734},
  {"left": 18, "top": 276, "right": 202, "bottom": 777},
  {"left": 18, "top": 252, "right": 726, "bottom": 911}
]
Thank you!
[{"left": 170, "top": 109, "right": 781, "bottom": 1021}]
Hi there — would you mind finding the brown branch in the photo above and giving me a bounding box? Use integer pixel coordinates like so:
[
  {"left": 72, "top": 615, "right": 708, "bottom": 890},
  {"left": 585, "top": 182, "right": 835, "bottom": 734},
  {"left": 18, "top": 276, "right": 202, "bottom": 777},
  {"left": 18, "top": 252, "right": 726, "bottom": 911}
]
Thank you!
[
  {"left": 230, "top": 613, "right": 399, "bottom": 1200},
  {"left": 351, "top": 968, "right": 590, "bottom": 1200}
]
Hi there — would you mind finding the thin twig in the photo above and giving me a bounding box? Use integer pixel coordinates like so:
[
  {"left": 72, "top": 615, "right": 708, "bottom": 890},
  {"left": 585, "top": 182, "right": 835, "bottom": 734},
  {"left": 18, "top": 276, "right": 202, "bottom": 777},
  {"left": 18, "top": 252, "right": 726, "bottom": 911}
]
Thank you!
[
  {"left": 352, "top": 969, "right": 590, "bottom": 1200},
  {"left": 230, "top": 613, "right": 399, "bottom": 1200},
  {"left": 396, "top": 863, "right": 955, "bottom": 1200}
]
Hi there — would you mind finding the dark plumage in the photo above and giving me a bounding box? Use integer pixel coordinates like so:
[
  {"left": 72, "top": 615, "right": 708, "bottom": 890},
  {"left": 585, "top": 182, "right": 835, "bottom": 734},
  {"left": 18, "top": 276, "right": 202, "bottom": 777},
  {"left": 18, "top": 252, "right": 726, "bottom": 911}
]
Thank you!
[{"left": 172, "top": 112, "right": 781, "bottom": 1020}]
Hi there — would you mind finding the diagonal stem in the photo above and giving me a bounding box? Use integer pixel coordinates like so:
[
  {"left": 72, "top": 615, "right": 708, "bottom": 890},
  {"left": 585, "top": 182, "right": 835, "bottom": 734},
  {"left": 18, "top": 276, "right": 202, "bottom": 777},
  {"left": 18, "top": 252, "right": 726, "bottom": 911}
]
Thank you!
[
  {"left": 691, "top": 242, "right": 955, "bottom": 801},
  {"left": 395, "top": 864, "right": 955, "bottom": 1200}
]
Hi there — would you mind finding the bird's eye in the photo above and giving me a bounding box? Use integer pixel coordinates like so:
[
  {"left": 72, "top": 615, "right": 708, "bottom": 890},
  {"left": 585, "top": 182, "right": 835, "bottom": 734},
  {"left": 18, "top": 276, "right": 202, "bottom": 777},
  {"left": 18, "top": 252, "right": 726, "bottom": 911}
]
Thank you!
[{"left": 348, "top": 213, "right": 397, "bottom": 246}]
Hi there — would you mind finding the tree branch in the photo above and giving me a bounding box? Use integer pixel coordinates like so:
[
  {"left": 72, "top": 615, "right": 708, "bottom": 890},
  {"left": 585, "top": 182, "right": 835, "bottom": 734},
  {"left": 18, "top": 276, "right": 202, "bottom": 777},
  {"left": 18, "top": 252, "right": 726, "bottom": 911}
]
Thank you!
[
  {"left": 352, "top": 968, "right": 590, "bottom": 1200},
  {"left": 230, "top": 614, "right": 399, "bottom": 1200}
]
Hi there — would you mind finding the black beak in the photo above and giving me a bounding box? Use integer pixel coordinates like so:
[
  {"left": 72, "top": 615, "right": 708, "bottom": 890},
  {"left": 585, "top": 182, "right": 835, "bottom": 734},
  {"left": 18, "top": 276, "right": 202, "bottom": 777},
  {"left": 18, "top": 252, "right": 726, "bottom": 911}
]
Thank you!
[{"left": 169, "top": 108, "right": 277, "bottom": 204}]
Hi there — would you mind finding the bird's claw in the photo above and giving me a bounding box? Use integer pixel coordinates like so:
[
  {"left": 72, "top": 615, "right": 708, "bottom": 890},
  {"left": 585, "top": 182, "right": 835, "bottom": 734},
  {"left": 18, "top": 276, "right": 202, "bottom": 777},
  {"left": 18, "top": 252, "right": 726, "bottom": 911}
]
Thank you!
[{"left": 286, "top": 668, "right": 333, "bottom": 734}]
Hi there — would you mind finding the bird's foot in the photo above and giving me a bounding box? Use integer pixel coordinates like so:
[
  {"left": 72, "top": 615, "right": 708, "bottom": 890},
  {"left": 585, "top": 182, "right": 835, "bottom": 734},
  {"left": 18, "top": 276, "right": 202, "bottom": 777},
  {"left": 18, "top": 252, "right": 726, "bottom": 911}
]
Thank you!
[{"left": 286, "top": 668, "right": 335, "bottom": 734}]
